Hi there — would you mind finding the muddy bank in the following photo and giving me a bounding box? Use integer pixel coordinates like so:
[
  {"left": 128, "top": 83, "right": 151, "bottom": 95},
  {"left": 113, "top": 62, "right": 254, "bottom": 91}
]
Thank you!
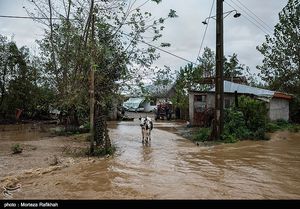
[{"left": 0, "top": 124, "right": 90, "bottom": 179}]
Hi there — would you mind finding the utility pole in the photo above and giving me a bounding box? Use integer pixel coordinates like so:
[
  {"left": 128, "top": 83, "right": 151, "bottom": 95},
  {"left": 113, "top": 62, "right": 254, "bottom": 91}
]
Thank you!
[
  {"left": 214, "top": 0, "right": 224, "bottom": 140},
  {"left": 89, "top": 12, "right": 95, "bottom": 154}
]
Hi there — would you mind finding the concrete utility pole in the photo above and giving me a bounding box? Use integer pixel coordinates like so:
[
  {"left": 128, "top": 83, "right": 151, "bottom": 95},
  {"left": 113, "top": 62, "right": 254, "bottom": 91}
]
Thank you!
[{"left": 214, "top": 0, "right": 224, "bottom": 140}]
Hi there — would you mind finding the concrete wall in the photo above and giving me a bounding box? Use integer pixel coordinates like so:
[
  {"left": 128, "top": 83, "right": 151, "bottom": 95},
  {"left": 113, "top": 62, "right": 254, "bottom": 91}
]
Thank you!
[
  {"left": 269, "top": 98, "right": 289, "bottom": 121},
  {"left": 206, "top": 94, "right": 236, "bottom": 109},
  {"left": 189, "top": 92, "right": 217, "bottom": 125}
]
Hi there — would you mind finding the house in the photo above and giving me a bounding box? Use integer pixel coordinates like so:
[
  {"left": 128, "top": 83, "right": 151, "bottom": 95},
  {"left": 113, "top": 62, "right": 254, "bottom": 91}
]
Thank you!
[{"left": 189, "top": 81, "right": 293, "bottom": 126}]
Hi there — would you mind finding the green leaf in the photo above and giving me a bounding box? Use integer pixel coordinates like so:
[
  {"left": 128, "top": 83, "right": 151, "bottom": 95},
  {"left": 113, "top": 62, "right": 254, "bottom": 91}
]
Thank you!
[{"left": 168, "top": 9, "right": 178, "bottom": 18}]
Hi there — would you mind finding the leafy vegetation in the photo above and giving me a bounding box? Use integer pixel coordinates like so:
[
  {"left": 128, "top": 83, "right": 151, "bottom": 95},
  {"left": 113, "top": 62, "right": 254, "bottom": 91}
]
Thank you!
[
  {"left": 0, "top": 0, "right": 179, "bottom": 155},
  {"left": 221, "top": 96, "right": 269, "bottom": 142},
  {"left": 222, "top": 108, "right": 250, "bottom": 141},
  {"left": 221, "top": 96, "right": 300, "bottom": 143},
  {"left": 238, "top": 96, "right": 268, "bottom": 135},
  {"left": 193, "top": 96, "right": 271, "bottom": 143},
  {"left": 193, "top": 128, "right": 211, "bottom": 142},
  {"left": 28, "top": 0, "right": 178, "bottom": 155},
  {"left": 257, "top": 0, "right": 300, "bottom": 122},
  {"left": 266, "top": 119, "right": 300, "bottom": 133},
  {"left": 11, "top": 143, "right": 23, "bottom": 154},
  {"left": 0, "top": 36, "right": 55, "bottom": 121}
]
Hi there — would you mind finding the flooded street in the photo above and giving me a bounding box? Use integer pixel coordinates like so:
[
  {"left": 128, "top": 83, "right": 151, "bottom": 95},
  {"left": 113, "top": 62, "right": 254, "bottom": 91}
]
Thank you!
[{"left": 1, "top": 119, "right": 300, "bottom": 199}]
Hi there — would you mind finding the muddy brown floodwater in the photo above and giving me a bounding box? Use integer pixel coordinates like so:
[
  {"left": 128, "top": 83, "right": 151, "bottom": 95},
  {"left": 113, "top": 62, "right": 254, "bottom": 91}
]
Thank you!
[{"left": 0, "top": 119, "right": 300, "bottom": 199}]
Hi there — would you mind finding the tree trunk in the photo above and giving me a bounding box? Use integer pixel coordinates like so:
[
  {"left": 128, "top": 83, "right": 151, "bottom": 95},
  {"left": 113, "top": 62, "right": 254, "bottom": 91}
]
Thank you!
[
  {"left": 94, "top": 104, "right": 111, "bottom": 153},
  {"left": 0, "top": 63, "right": 7, "bottom": 114},
  {"left": 64, "top": 106, "right": 80, "bottom": 132}
]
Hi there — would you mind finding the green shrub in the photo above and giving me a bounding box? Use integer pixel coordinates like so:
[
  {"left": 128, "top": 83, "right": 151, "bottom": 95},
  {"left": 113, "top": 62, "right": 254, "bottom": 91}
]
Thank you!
[
  {"left": 222, "top": 133, "right": 238, "bottom": 143},
  {"left": 222, "top": 96, "right": 269, "bottom": 142},
  {"left": 193, "top": 128, "right": 211, "bottom": 142},
  {"left": 288, "top": 125, "right": 300, "bottom": 133},
  {"left": 11, "top": 143, "right": 23, "bottom": 154},
  {"left": 252, "top": 128, "right": 269, "bottom": 140},
  {"left": 83, "top": 122, "right": 90, "bottom": 130},
  {"left": 275, "top": 119, "right": 289, "bottom": 127},
  {"left": 238, "top": 96, "right": 268, "bottom": 132},
  {"left": 223, "top": 108, "right": 251, "bottom": 139},
  {"left": 266, "top": 120, "right": 299, "bottom": 133},
  {"left": 266, "top": 122, "right": 281, "bottom": 132}
]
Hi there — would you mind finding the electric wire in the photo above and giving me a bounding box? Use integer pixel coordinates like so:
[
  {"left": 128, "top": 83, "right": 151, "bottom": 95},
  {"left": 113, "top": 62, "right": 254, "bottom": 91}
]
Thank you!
[
  {"left": 226, "top": 0, "right": 272, "bottom": 34},
  {"left": 233, "top": 0, "right": 274, "bottom": 31},
  {"left": 195, "top": 0, "right": 215, "bottom": 64}
]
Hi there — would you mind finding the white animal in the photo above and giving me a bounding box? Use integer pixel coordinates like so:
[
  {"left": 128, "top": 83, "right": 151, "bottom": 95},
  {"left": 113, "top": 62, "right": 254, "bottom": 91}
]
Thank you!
[{"left": 139, "top": 116, "right": 153, "bottom": 143}]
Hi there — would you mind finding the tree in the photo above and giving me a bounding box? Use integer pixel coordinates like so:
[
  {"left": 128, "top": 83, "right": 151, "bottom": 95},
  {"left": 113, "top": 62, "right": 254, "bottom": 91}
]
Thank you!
[
  {"left": 257, "top": 0, "right": 300, "bottom": 95},
  {"left": 198, "top": 47, "right": 215, "bottom": 78},
  {"left": 0, "top": 34, "right": 54, "bottom": 121},
  {"left": 0, "top": 35, "right": 10, "bottom": 116},
  {"left": 27, "top": 0, "right": 177, "bottom": 155},
  {"left": 257, "top": 0, "right": 300, "bottom": 123},
  {"left": 223, "top": 53, "right": 243, "bottom": 78},
  {"left": 171, "top": 64, "right": 193, "bottom": 111}
]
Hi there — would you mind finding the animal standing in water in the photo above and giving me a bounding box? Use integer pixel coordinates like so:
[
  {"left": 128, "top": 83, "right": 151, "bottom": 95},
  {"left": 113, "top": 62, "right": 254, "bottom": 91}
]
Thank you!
[{"left": 139, "top": 116, "right": 153, "bottom": 143}]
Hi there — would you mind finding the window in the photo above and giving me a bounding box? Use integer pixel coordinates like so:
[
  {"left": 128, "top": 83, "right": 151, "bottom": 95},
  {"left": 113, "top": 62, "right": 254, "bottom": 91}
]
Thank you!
[
  {"left": 195, "top": 95, "right": 206, "bottom": 102},
  {"left": 194, "top": 95, "right": 206, "bottom": 112}
]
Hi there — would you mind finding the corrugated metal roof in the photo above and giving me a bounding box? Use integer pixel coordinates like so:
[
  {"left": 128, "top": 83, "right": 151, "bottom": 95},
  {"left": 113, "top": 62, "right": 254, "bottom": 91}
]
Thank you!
[
  {"left": 123, "top": 97, "right": 145, "bottom": 109},
  {"left": 209, "top": 81, "right": 275, "bottom": 97}
]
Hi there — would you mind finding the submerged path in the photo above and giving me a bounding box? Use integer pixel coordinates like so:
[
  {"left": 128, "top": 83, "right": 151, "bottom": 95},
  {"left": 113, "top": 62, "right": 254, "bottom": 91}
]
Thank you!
[{"left": 1, "top": 119, "right": 300, "bottom": 199}]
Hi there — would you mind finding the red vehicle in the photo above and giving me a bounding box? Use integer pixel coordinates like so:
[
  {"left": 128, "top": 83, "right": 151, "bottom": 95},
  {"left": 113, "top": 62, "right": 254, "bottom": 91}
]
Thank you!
[{"left": 155, "top": 102, "right": 173, "bottom": 121}]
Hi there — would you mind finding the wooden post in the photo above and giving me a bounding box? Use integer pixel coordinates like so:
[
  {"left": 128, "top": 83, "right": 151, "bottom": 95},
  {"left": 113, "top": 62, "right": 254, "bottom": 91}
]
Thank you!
[{"left": 213, "top": 0, "right": 224, "bottom": 140}]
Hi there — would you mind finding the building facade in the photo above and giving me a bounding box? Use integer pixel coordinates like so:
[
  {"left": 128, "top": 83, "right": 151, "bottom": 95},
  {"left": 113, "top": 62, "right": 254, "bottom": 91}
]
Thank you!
[{"left": 189, "top": 81, "right": 292, "bottom": 126}]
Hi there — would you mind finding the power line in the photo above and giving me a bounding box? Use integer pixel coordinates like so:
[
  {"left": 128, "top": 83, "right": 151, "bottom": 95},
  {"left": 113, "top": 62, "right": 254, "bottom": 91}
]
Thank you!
[
  {"left": 0, "top": 15, "right": 62, "bottom": 20},
  {"left": 229, "top": 0, "right": 273, "bottom": 33},
  {"left": 233, "top": 0, "right": 274, "bottom": 32},
  {"left": 227, "top": 0, "right": 272, "bottom": 34},
  {"left": 121, "top": 32, "right": 198, "bottom": 66},
  {"left": 196, "top": 0, "right": 215, "bottom": 63},
  {"left": 0, "top": 14, "right": 197, "bottom": 66},
  {"left": 224, "top": 1, "right": 270, "bottom": 35}
]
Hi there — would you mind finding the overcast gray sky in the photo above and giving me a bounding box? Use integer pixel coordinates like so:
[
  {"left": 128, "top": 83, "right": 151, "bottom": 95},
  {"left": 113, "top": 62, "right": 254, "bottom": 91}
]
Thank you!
[{"left": 0, "top": 0, "right": 288, "bottom": 77}]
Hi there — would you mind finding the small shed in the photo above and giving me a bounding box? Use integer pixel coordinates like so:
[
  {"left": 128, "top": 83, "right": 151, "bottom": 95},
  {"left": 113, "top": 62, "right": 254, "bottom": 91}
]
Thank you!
[{"left": 189, "top": 81, "right": 293, "bottom": 126}]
